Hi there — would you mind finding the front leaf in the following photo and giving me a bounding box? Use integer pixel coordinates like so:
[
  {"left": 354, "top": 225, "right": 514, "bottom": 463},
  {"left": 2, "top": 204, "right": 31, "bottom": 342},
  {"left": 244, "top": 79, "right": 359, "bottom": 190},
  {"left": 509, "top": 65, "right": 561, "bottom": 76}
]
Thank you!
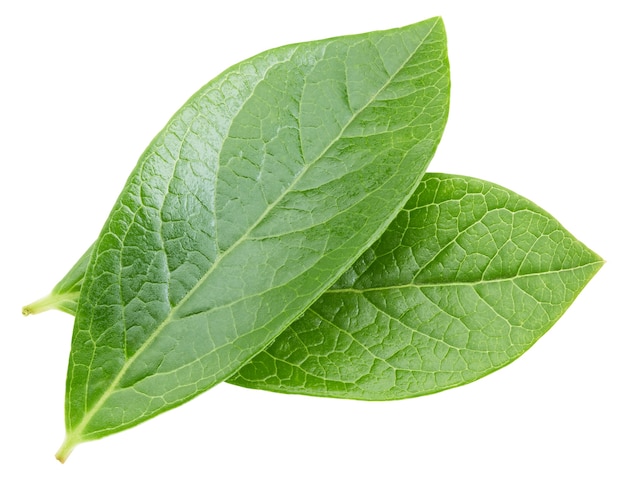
[
  {"left": 229, "top": 173, "right": 603, "bottom": 399},
  {"left": 57, "top": 18, "right": 450, "bottom": 460}
]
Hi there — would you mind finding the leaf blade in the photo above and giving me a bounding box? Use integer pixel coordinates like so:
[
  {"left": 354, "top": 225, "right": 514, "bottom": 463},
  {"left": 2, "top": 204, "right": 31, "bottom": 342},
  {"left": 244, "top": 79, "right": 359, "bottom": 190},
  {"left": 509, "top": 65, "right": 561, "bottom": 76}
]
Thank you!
[{"left": 60, "top": 18, "right": 450, "bottom": 454}]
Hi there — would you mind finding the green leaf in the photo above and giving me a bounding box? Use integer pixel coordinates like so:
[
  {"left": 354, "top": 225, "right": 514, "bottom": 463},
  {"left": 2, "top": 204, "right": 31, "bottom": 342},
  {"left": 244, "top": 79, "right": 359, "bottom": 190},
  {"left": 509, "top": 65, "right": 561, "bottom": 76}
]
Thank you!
[
  {"left": 229, "top": 173, "right": 603, "bottom": 399},
  {"left": 55, "top": 18, "right": 450, "bottom": 460}
]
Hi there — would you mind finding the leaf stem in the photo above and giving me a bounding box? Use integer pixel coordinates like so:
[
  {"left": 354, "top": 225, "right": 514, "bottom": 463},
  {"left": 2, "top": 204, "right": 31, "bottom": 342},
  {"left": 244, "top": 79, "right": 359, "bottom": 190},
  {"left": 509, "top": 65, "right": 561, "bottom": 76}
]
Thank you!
[
  {"left": 55, "top": 434, "right": 78, "bottom": 463},
  {"left": 22, "top": 291, "right": 79, "bottom": 316}
]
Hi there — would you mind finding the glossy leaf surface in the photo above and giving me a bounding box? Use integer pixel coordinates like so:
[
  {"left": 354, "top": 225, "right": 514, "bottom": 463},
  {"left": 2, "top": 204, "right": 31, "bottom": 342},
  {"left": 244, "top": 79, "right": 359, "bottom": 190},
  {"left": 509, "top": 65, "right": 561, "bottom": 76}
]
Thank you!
[
  {"left": 56, "top": 18, "right": 450, "bottom": 459},
  {"left": 229, "top": 173, "right": 603, "bottom": 399}
]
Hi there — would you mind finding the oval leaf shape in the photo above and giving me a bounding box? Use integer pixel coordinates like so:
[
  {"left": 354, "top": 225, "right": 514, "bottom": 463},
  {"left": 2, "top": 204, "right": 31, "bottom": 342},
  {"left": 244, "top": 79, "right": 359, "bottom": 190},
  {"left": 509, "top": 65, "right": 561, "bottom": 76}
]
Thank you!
[
  {"left": 228, "top": 173, "right": 603, "bottom": 399},
  {"left": 57, "top": 18, "right": 450, "bottom": 460}
]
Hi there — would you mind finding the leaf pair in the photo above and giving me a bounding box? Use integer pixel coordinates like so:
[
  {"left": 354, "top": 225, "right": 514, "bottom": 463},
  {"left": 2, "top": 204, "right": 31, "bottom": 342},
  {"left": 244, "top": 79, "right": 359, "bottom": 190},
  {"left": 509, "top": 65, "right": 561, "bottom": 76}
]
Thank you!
[
  {"left": 37, "top": 172, "right": 603, "bottom": 401},
  {"left": 23, "top": 17, "right": 602, "bottom": 462}
]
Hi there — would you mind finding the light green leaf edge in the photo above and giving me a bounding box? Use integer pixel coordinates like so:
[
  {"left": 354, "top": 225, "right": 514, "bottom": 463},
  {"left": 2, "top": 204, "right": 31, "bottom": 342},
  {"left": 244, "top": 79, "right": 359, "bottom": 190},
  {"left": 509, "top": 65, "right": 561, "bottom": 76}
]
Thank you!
[{"left": 53, "top": 18, "right": 450, "bottom": 461}]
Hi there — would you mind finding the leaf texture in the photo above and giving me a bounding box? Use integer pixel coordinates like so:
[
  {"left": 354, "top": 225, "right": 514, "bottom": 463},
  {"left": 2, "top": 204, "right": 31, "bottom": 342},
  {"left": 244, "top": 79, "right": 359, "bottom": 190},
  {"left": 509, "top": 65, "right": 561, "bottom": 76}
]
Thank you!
[
  {"left": 228, "top": 173, "right": 603, "bottom": 399},
  {"left": 57, "top": 18, "right": 450, "bottom": 458}
]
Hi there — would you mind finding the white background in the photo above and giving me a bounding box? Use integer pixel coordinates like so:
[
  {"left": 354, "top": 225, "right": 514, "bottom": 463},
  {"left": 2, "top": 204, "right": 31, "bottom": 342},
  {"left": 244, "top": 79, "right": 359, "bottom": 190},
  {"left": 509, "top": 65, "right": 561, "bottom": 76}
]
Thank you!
[{"left": 1, "top": 1, "right": 623, "bottom": 483}]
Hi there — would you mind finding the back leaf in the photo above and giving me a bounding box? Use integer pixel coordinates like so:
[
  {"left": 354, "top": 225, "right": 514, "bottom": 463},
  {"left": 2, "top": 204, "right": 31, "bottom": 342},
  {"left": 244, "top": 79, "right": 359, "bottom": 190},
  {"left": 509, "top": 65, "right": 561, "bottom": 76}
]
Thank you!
[
  {"left": 229, "top": 173, "right": 603, "bottom": 399},
  {"left": 57, "top": 18, "right": 450, "bottom": 460}
]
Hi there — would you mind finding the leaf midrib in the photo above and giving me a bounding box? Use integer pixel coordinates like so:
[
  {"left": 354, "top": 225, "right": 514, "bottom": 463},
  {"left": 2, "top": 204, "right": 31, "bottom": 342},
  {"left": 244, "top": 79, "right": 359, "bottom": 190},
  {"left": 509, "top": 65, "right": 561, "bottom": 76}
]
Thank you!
[{"left": 325, "top": 261, "right": 603, "bottom": 294}]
